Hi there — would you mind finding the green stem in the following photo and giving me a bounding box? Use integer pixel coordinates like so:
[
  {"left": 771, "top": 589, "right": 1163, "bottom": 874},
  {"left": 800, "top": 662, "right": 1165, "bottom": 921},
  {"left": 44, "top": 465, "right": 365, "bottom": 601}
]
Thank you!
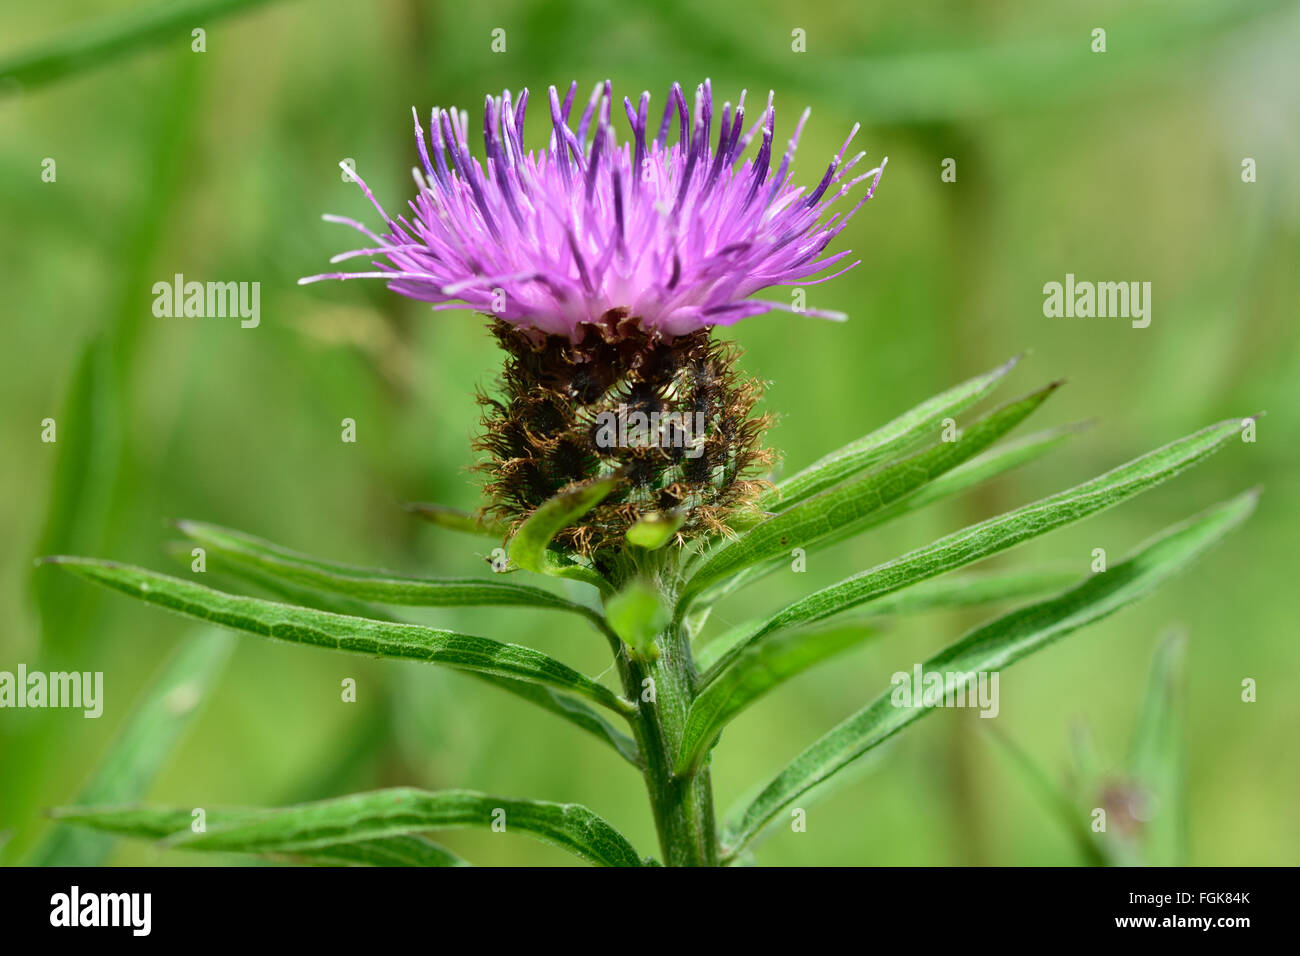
[
  {"left": 622, "top": 630, "right": 717, "bottom": 866},
  {"left": 607, "top": 554, "right": 718, "bottom": 866}
]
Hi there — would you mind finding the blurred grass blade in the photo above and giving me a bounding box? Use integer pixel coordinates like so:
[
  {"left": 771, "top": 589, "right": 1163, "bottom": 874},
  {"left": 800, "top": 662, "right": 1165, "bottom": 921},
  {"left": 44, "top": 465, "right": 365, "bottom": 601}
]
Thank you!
[
  {"left": 708, "top": 418, "right": 1249, "bottom": 679},
  {"left": 693, "top": 566, "right": 1081, "bottom": 673},
  {"left": 404, "top": 503, "right": 505, "bottom": 538},
  {"left": 763, "top": 355, "right": 1019, "bottom": 510},
  {"left": 175, "top": 519, "right": 597, "bottom": 618},
  {"left": 722, "top": 489, "right": 1256, "bottom": 857},
  {"left": 677, "top": 625, "right": 882, "bottom": 776},
  {"left": 683, "top": 382, "right": 1060, "bottom": 604},
  {"left": 25, "top": 629, "right": 234, "bottom": 866},
  {"left": 44, "top": 558, "right": 633, "bottom": 716},
  {"left": 45, "top": 805, "right": 467, "bottom": 867},
  {"left": 30, "top": 336, "right": 123, "bottom": 652},
  {"left": 0, "top": 0, "right": 282, "bottom": 92},
  {"left": 508, "top": 473, "right": 624, "bottom": 592},
  {"left": 983, "top": 726, "right": 1110, "bottom": 867},
  {"left": 55, "top": 788, "right": 651, "bottom": 867},
  {"left": 1127, "top": 630, "right": 1188, "bottom": 866}
]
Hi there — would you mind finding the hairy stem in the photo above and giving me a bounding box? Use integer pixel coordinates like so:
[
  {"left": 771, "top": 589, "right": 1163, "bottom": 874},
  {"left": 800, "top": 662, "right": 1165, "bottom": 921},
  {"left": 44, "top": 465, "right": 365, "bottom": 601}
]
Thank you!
[{"left": 609, "top": 553, "right": 718, "bottom": 866}]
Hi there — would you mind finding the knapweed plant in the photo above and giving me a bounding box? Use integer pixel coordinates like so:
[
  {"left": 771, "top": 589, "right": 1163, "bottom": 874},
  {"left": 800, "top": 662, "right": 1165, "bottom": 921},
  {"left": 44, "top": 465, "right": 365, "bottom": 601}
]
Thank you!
[{"left": 45, "top": 81, "right": 1255, "bottom": 867}]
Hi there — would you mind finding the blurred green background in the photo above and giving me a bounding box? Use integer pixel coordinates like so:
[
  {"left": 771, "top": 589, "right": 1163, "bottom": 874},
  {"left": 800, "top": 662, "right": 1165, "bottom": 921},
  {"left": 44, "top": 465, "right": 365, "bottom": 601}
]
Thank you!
[{"left": 2, "top": 0, "right": 1297, "bottom": 866}]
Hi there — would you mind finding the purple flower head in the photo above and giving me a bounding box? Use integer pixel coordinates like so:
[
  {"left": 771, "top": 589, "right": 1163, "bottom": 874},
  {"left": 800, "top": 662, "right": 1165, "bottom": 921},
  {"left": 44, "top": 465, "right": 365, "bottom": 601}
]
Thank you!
[{"left": 301, "top": 79, "right": 886, "bottom": 341}]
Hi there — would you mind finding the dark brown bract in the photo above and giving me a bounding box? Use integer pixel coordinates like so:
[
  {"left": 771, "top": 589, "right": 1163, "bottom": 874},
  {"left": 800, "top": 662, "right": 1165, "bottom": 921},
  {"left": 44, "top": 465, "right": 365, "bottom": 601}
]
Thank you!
[{"left": 474, "top": 314, "right": 773, "bottom": 554}]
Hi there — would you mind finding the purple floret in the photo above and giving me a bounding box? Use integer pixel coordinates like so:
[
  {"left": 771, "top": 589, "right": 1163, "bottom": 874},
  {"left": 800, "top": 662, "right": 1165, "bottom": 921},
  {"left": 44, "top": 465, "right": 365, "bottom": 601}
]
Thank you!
[{"left": 301, "top": 79, "right": 886, "bottom": 340}]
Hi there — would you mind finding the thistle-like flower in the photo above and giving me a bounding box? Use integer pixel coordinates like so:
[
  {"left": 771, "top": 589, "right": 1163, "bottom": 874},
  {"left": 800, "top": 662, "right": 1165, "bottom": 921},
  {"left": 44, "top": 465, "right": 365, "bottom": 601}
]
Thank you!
[{"left": 302, "top": 79, "right": 885, "bottom": 552}]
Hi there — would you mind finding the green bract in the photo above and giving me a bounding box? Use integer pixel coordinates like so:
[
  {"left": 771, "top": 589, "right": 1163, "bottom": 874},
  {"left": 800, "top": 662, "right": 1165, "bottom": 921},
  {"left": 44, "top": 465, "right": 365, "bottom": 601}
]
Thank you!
[{"left": 42, "top": 360, "right": 1256, "bottom": 866}]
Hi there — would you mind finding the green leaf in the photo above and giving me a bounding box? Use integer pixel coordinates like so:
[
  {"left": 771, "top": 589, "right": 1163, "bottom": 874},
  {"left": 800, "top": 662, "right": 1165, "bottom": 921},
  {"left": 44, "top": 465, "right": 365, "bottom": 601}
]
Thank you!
[
  {"left": 508, "top": 473, "right": 624, "bottom": 591},
  {"left": 721, "top": 488, "right": 1257, "bottom": 857},
  {"left": 54, "top": 788, "right": 651, "bottom": 867},
  {"left": 1126, "top": 630, "right": 1187, "bottom": 866},
  {"left": 404, "top": 502, "right": 505, "bottom": 538},
  {"left": 45, "top": 805, "right": 468, "bottom": 867},
  {"left": 683, "top": 381, "right": 1060, "bottom": 604},
  {"left": 25, "top": 630, "right": 234, "bottom": 866},
  {"left": 697, "top": 422, "right": 1088, "bottom": 603},
  {"left": 709, "top": 417, "right": 1249, "bottom": 680},
  {"left": 604, "top": 579, "right": 669, "bottom": 658},
  {"left": 693, "top": 566, "right": 1080, "bottom": 674},
  {"left": 166, "top": 545, "right": 639, "bottom": 765},
  {"left": 626, "top": 510, "right": 686, "bottom": 550},
  {"left": 677, "top": 624, "right": 882, "bottom": 776},
  {"left": 175, "top": 520, "right": 595, "bottom": 618},
  {"left": 763, "top": 355, "right": 1020, "bottom": 511},
  {"left": 43, "top": 558, "right": 633, "bottom": 716}
]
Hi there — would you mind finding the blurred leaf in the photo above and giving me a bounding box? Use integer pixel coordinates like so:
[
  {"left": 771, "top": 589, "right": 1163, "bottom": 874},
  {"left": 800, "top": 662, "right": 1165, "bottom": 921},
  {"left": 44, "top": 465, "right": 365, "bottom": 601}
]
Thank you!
[
  {"left": 983, "top": 725, "right": 1110, "bottom": 867},
  {"left": 762, "top": 355, "right": 1020, "bottom": 511},
  {"left": 708, "top": 417, "right": 1250, "bottom": 679},
  {"left": 509, "top": 473, "right": 624, "bottom": 592},
  {"left": 43, "top": 558, "right": 633, "bottom": 715},
  {"left": 722, "top": 489, "right": 1256, "bottom": 857},
  {"left": 55, "top": 788, "right": 652, "bottom": 867},
  {"left": 25, "top": 629, "right": 234, "bottom": 866},
  {"left": 683, "top": 381, "right": 1061, "bottom": 605},
  {"left": 0, "top": 0, "right": 283, "bottom": 92},
  {"left": 175, "top": 519, "right": 597, "bottom": 618},
  {"left": 1126, "top": 630, "right": 1188, "bottom": 866},
  {"left": 404, "top": 503, "right": 505, "bottom": 538}
]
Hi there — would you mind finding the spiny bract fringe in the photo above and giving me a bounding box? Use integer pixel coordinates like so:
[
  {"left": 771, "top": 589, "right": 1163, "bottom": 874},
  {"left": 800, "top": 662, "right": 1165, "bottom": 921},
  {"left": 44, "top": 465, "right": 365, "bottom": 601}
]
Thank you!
[{"left": 475, "top": 314, "right": 773, "bottom": 554}]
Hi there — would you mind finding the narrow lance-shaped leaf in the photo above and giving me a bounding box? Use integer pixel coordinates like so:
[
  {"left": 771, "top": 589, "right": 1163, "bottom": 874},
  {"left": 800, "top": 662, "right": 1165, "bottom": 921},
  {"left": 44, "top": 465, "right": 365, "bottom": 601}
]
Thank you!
[
  {"left": 722, "top": 488, "right": 1257, "bottom": 857},
  {"left": 683, "top": 382, "right": 1060, "bottom": 604},
  {"left": 698, "top": 421, "right": 1089, "bottom": 605},
  {"left": 764, "top": 354, "right": 1021, "bottom": 510},
  {"left": 47, "top": 805, "right": 468, "bottom": 867},
  {"left": 508, "top": 472, "right": 624, "bottom": 591},
  {"left": 708, "top": 417, "right": 1249, "bottom": 681},
  {"left": 43, "top": 558, "right": 633, "bottom": 716},
  {"left": 55, "top": 788, "right": 652, "bottom": 867},
  {"left": 26, "top": 629, "right": 234, "bottom": 866},
  {"left": 676, "top": 624, "right": 883, "bottom": 776},
  {"left": 681, "top": 567, "right": 1081, "bottom": 775},
  {"left": 171, "top": 545, "right": 640, "bottom": 765},
  {"left": 693, "top": 566, "right": 1080, "bottom": 673},
  {"left": 175, "top": 520, "right": 597, "bottom": 618}
]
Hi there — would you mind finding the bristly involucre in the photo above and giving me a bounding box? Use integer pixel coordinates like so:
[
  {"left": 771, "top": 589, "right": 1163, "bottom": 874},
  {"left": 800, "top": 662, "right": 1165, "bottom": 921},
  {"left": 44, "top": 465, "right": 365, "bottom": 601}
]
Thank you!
[{"left": 301, "top": 79, "right": 886, "bottom": 339}]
